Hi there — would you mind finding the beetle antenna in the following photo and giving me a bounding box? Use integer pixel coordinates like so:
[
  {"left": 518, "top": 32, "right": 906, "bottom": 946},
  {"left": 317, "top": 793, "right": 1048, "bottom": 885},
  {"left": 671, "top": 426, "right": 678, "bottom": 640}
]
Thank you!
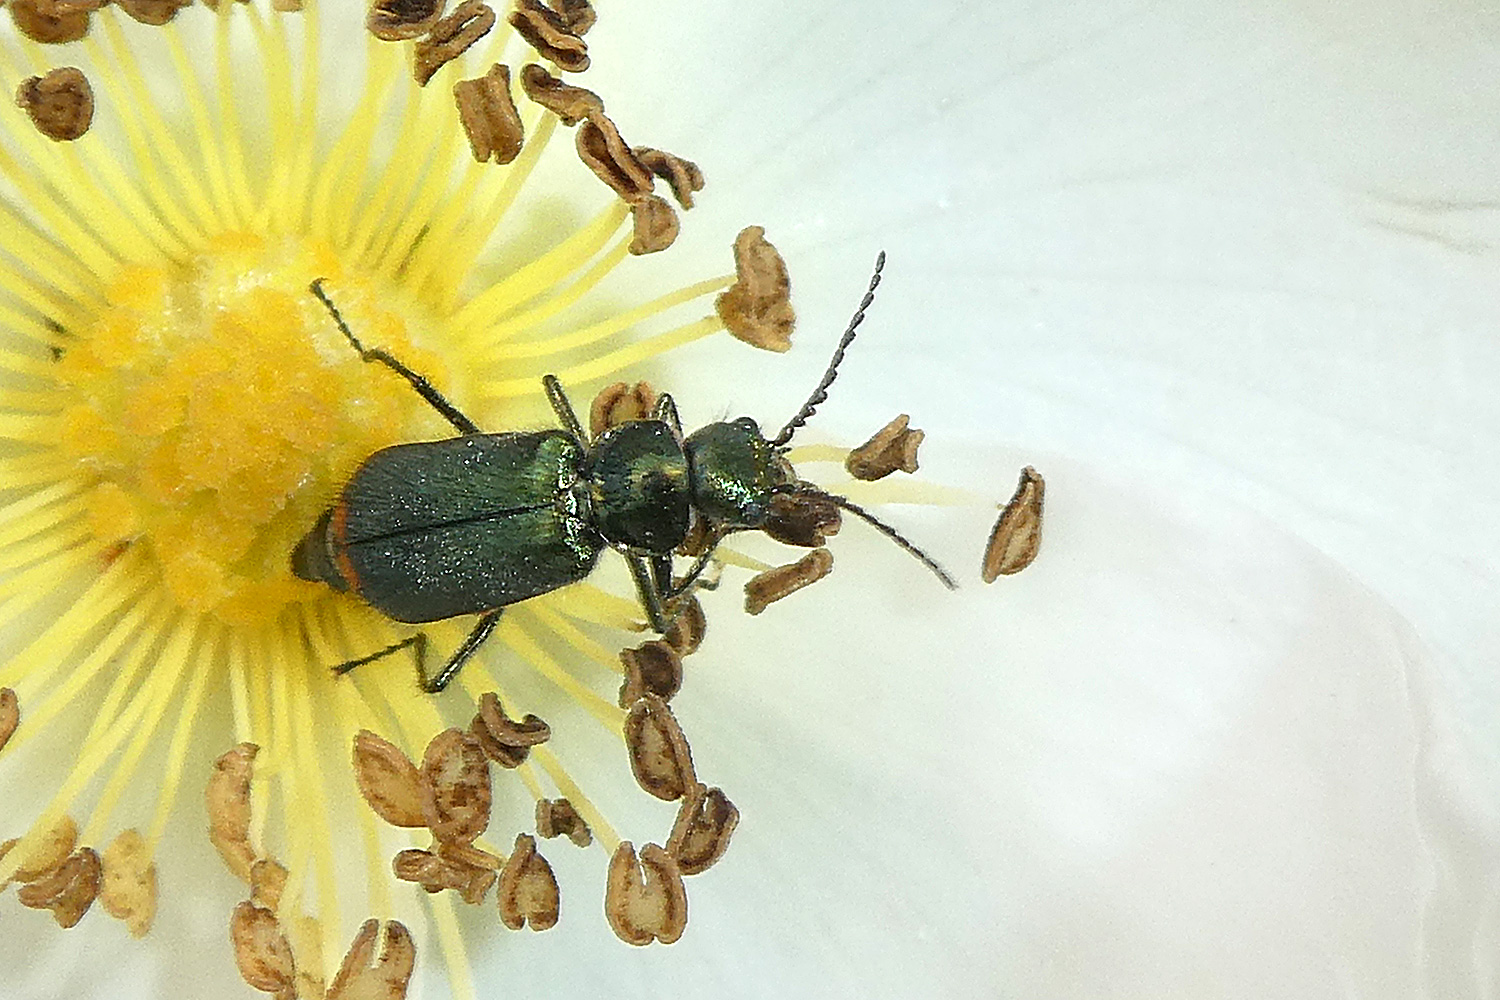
[
  {"left": 770, "top": 252, "right": 886, "bottom": 448},
  {"left": 791, "top": 486, "right": 956, "bottom": 590}
]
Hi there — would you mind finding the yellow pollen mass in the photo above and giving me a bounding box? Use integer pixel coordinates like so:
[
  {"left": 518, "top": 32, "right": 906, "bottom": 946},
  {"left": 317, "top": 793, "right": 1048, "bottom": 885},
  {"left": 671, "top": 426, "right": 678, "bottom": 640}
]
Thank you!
[{"left": 53, "top": 234, "right": 457, "bottom": 624}]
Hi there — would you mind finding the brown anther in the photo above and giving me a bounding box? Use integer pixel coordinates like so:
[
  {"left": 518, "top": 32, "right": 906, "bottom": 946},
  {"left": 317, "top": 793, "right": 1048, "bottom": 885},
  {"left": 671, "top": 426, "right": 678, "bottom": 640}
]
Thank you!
[
  {"left": 327, "top": 920, "right": 415, "bottom": 1000},
  {"left": 17, "top": 846, "right": 100, "bottom": 928},
  {"left": 633, "top": 147, "right": 704, "bottom": 210},
  {"left": 392, "top": 848, "right": 484, "bottom": 897},
  {"left": 353, "top": 730, "right": 428, "bottom": 828},
  {"left": 535, "top": 798, "right": 592, "bottom": 848},
  {"left": 716, "top": 226, "right": 795, "bottom": 352},
  {"left": 366, "top": 0, "right": 444, "bottom": 40},
  {"left": 470, "top": 691, "right": 550, "bottom": 769},
  {"left": 667, "top": 784, "right": 739, "bottom": 876},
  {"left": 11, "top": 815, "right": 76, "bottom": 882},
  {"left": 100, "top": 829, "right": 157, "bottom": 937},
  {"left": 249, "top": 858, "right": 288, "bottom": 912},
  {"left": 116, "top": 0, "right": 193, "bottom": 24},
  {"left": 623, "top": 693, "right": 696, "bottom": 801},
  {"left": 208, "top": 743, "right": 258, "bottom": 883},
  {"left": 36, "top": 0, "right": 107, "bottom": 12},
  {"left": 413, "top": 0, "right": 496, "bottom": 87},
  {"left": 435, "top": 839, "right": 503, "bottom": 871},
  {"left": 845, "top": 414, "right": 924, "bottom": 481},
  {"left": 8, "top": 0, "right": 90, "bottom": 43},
  {"left": 15, "top": 67, "right": 93, "bottom": 142},
  {"left": 455, "top": 63, "right": 523, "bottom": 164},
  {"left": 419, "top": 728, "right": 492, "bottom": 846},
  {"left": 230, "top": 902, "right": 295, "bottom": 997},
  {"left": 517, "top": 63, "right": 602, "bottom": 126},
  {"left": 763, "top": 490, "right": 842, "bottom": 548},
  {"left": 982, "top": 465, "right": 1045, "bottom": 581},
  {"left": 661, "top": 596, "right": 706, "bottom": 656},
  {"left": 618, "top": 639, "right": 683, "bottom": 707},
  {"left": 0, "top": 687, "right": 17, "bottom": 752},
  {"left": 676, "top": 514, "right": 714, "bottom": 558},
  {"left": 629, "top": 194, "right": 680, "bottom": 255},
  {"left": 745, "top": 548, "right": 834, "bottom": 615},
  {"left": 588, "top": 380, "right": 658, "bottom": 438},
  {"left": 507, "top": 0, "right": 589, "bottom": 73},
  {"left": 497, "top": 833, "right": 560, "bottom": 930},
  {"left": 605, "top": 841, "right": 687, "bottom": 945},
  {"left": 0, "top": 839, "right": 15, "bottom": 893},
  {"left": 547, "top": 0, "right": 593, "bottom": 34},
  {"left": 576, "top": 113, "right": 653, "bottom": 202}
]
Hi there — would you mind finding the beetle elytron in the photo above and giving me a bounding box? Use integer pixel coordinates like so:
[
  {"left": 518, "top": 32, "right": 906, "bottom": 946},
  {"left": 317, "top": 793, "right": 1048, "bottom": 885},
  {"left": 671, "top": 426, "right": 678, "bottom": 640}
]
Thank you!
[{"left": 293, "top": 255, "right": 954, "bottom": 692}]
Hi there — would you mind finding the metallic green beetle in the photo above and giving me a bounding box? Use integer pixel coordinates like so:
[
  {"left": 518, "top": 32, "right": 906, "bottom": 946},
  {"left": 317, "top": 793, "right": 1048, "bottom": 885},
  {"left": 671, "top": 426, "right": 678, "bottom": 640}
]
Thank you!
[{"left": 294, "top": 256, "right": 953, "bottom": 692}]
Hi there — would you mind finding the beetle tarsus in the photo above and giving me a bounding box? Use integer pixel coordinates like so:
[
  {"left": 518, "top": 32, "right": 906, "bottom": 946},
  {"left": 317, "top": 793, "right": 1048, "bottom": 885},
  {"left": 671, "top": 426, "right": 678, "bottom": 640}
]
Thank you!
[{"left": 309, "top": 278, "right": 481, "bottom": 436}]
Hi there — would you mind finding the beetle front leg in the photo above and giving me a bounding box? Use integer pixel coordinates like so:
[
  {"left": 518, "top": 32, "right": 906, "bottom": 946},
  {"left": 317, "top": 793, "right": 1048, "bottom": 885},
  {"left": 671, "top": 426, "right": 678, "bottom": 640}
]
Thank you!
[{"left": 625, "top": 553, "right": 673, "bottom": 634}]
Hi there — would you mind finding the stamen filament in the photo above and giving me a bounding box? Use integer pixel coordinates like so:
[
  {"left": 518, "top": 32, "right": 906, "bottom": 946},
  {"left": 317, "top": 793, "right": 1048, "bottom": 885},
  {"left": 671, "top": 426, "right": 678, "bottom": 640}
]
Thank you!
[{"left": 478, "top": 315, "right": 722, "bottom": 399}]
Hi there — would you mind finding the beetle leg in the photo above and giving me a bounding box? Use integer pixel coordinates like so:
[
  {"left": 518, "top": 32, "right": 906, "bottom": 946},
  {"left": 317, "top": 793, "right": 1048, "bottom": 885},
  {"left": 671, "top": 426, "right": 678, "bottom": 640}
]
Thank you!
[
  {"left": 625, "top": 552, "right": 672, "bottom": 633},
  {"left": 665, "top": 549, "right": 718, "bottom": 599},
  {"left": 420, "top": 609, "right": 504, "bottom": 694},
  {"left": 309, "top": 279, "right": 481, "bottom": 435},
  {"left": 333, "top": 631, "right": 428, "bottom": 678},
  {"left": 652, "top": 393, "right": 682, "bottom": 436},
  {"left": 541, "top": 374, "right": 589, "bottom": 444}
]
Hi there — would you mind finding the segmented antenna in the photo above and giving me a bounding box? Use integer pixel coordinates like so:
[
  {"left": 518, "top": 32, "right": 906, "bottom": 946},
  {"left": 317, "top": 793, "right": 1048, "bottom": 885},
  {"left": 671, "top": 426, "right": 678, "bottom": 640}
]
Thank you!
[
  {"left": 789, "top": 485, "right": 957, "bottom": 590},
  {"left": 770, "top": 252, "right": 886, "bottom": 448}
]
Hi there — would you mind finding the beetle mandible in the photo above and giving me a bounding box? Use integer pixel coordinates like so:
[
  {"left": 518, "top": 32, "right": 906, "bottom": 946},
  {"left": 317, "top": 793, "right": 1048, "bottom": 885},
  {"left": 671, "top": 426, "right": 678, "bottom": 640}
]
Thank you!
[{"left": 293, "top": 254, "right": 954, "bottom": 693}]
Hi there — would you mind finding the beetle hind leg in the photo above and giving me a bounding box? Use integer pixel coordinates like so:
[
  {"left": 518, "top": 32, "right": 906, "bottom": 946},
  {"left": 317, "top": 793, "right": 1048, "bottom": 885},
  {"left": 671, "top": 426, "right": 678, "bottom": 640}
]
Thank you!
[
  {"left": 333, "top": 632, "right": 427, "bottom": 678},
  {"left": 330, "top": 608, "right": 502, "bottom": 694}
]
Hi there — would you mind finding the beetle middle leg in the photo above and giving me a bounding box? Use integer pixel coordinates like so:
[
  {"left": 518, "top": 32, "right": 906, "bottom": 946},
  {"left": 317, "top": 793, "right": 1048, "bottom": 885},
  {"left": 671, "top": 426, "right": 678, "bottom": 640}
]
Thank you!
[
  {"left": 309, "top": 279, "right": 481, "bottom": 436},
  {"left": 626, "top": 551, "right": 718, "bottom": 634},
  {"left": 333, "top": 609, "right": 503, "bottom": 693}
]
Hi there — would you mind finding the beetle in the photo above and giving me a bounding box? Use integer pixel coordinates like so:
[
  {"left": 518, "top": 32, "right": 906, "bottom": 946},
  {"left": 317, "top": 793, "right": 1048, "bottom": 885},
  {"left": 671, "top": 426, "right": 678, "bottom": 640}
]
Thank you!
[{"left": 293, "top": 254, "right": 954, "bottom": 693}]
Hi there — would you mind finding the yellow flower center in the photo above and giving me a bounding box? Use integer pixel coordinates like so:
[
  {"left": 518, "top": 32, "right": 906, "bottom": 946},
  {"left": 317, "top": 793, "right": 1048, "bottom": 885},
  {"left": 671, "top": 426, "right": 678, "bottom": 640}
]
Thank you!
[{"left": 52, "top": 233, "right": 457, "bottom": 623}]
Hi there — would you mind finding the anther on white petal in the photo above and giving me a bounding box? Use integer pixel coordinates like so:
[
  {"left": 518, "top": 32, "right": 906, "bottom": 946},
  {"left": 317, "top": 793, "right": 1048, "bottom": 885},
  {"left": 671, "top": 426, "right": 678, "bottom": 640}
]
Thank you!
[
  {"left": 498, "top": 833, "right": 560, "bottom": 930},
  {"left": 763, "top": 490, "right": 843, "bottom": 548},
  {"left": 604, "top": 842, "right": 687, "bottom": 946},
  {"left": 508, "top": 0, "right": 590, "bottom": 73},
  {"left": 577, "top": 113, "right": 654, "bottom": 202},
  {"left": 353, "top": 731, "right": 428, "bottom": 829},
  {"left": 666, "top": 784, "right": 739, "bottom": 876},
  {"left": 618, "top": 639, "right": 683, "bottom": 707},
  {"left": 207, "top": 744, "right": 259, "bottom": 883},
  {"left": 231, "top": 902, "right": 296, "bottom": 998},
  {"left": 413, "top": 0, "right": 496, "bottom": 86},
  {"left": 0, "top": 687, "right": 17, "bottom": 752},
  {"left": 589, "top": 381, "right": 659, "bottom": 438},
  {"left": 455, "top": 64, "right": 524, "bottom": 165},
  {"left": 115, "top": 0, "right": 192, "bottom": 24},
  {"left": 471, "top": 692, "right": 551, "bottom": 768},
  {"left": 982, "top": 465, "right": 1045, "bottom": 581},
  {"left": 393, "top": 848, "right": 495, "bottom": 902},
  {"left": 716, "top": 226, "right": 796, "bottom": 352},
  {"left": 327, "top": 920, "right": 416, "bottom": 1000},
  {"left": 661, "top": 596, "right": 707, "bottom": 656},
  {"left": 8, "top": 0, "right": 91, "bottom": 43},
  {"left": 846, "top": 414, "right": 924, "bottom": 481},
  {"left": 366, "top": 0, "right": 445, "bottom": 40},
  {"left": 15, "top": 66, "right": 93, "bottom": 142},
  {"left": 519, "top": 63, "right": 603, "bottom": 125},
  {"left": 100, "top": 829, "right": 157, "bottom": 937},
  {"left": 547, "top": 0, "right": 595, "bottom": 35},
  {"left": 18, "top": 847, "right": 100, "bottom": 928},
  {"left": 630, "top": 195, "right": 681, "bottom": 255},
  {"left": 623, "top": 693, "right": 696, "bottom": 801},
  {"left": 536, "top": 798, "right": 593, "bottom": 848},
  {"left": 745, "top": 548, "right": 834, "bottom": 615},
  {"left": 13, "top": 815, "right": 78, "bottom": 883},
  {"left": 419, "top": 729, "right": 492, "bottom": 847},
  {"left": 634, "top": 147, "right": 706, "bottom": 210},
  {"left": 248, "top": 858, "right": 288, "bottom": 913}
]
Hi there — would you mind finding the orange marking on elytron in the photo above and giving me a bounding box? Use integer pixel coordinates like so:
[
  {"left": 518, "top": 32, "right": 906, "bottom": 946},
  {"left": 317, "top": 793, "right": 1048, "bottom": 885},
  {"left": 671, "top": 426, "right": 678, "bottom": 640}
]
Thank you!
[{"left": 331, "top": 500, "right": 361, "bottom": 595}]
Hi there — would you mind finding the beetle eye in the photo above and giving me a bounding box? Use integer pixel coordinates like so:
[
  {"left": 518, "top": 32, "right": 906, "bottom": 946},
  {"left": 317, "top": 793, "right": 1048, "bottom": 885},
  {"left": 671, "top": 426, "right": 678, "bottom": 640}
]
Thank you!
[{"left": 733, "top": 416, "right": 760, "bottom": 434}]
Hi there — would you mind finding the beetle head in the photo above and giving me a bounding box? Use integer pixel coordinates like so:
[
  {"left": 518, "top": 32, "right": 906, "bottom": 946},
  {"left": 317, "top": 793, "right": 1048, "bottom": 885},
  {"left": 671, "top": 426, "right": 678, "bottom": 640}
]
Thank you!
[{"left": 682, "top": 417, "right": 795, "bottom": 529}]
